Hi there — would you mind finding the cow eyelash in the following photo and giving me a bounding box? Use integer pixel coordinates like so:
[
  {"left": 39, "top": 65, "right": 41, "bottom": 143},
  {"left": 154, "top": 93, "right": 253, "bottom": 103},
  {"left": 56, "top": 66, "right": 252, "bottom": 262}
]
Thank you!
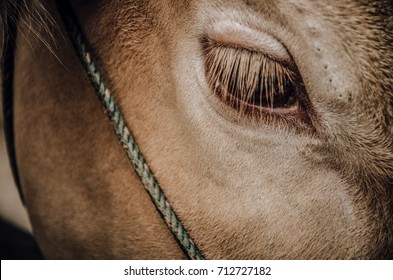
[{"left": 201, "top": 37, "right": 303, "bottom": 121}]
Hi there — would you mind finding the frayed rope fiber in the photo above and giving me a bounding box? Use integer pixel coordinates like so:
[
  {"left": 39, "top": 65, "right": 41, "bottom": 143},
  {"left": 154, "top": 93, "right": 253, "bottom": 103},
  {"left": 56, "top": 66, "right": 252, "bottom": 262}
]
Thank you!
[{"left": 56, "top": 1, "right": 204, "bottom": 260}]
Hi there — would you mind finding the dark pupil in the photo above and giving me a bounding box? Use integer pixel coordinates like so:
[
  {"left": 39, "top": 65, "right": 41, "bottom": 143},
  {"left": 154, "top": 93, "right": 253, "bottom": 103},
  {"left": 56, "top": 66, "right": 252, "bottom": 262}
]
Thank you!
[
  {"left": 226, "top": 71, "right": 297, "bottom": 109},
  {"left": 253, "top": 77, "right": 296, "bottom": 108}
]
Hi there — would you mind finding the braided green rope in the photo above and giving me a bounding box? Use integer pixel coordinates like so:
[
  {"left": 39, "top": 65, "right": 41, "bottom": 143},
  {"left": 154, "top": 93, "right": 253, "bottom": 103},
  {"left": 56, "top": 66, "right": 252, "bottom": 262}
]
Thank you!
[{"left": 58, "top": 2, "right": 204, "bottom": 260}]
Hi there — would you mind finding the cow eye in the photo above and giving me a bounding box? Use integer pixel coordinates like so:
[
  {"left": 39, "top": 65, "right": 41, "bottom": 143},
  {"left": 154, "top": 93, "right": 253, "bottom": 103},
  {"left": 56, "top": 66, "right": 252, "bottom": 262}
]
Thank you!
[{"left": 201, "top": 37, "right": 312, "bottom": 129}]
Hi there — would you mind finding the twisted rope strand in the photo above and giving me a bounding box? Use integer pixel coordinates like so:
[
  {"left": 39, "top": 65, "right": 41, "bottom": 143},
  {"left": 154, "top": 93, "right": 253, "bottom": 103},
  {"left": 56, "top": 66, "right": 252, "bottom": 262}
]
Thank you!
[{"left": 58, "top": 3, "right": 204, "bottom": 260}]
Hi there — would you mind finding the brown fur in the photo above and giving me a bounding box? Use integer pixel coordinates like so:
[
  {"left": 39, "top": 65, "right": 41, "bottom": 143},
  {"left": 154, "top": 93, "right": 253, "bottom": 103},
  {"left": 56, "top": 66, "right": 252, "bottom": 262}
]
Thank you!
[{"left": 2, "top": 0, "right": 392, "bottom": 259}]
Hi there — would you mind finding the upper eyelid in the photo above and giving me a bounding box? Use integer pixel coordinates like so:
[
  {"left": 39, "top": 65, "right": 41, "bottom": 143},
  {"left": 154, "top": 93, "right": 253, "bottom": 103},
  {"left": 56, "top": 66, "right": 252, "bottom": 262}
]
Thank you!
[{"left": 206, "top": 20, "right": 290, "bottom": 63}]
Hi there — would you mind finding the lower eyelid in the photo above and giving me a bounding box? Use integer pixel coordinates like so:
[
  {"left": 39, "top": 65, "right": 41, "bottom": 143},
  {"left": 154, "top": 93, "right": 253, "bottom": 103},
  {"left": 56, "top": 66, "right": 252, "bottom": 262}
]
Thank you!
[{"left": 204, "top": 88, "right": 313, "bottom": 134}]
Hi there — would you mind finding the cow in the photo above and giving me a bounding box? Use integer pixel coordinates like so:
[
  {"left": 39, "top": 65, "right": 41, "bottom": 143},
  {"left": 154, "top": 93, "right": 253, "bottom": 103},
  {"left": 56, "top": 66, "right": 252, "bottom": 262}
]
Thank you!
[{"left": 1, "top": 0, "right": 392, "bottom": 259}]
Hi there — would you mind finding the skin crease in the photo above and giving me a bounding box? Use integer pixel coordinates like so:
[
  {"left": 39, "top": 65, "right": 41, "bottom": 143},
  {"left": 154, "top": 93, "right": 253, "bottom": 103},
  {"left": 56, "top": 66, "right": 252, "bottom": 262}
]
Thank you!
[{"left": 3, "top": 0, "right": 392, "bottom": 258}]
